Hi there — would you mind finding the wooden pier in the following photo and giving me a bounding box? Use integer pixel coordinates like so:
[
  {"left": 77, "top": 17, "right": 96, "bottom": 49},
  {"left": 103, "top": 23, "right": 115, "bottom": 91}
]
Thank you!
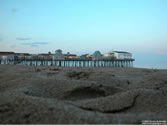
[{"left": 0, "top": 59, "right": 135, "bottom": 68}]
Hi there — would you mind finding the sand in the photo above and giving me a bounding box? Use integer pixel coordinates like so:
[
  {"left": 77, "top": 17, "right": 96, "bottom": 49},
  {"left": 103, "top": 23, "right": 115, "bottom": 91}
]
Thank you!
[{"left": 0, "top": 65, "right": 167, "bottom": 124}]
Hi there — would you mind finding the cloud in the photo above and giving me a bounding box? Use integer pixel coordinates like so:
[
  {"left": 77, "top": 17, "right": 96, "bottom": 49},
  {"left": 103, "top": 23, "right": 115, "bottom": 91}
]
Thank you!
[
  {"left": 155, "top": 51, "right": 167, "bottom": 55},
  {"left": 16, "top": 37, "right": 31, "bottom": 40},
  {"left": 21, "top": 42, "right": 48, "bottom": 47}
]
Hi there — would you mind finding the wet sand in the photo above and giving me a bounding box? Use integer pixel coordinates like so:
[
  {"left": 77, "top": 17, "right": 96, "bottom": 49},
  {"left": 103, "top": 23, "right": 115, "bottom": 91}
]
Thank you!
[{"left": 0, "top": 65, "right": 167, "bottom": 124}]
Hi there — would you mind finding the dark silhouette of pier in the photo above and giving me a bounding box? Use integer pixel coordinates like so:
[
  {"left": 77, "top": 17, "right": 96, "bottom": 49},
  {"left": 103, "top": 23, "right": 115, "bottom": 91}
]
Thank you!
[{"left": 0, "top": 58, "right": 134, "bottom": 68}]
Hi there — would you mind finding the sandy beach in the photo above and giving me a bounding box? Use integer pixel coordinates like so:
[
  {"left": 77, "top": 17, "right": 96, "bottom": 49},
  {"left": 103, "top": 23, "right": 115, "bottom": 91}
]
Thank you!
[{"left": 0, "top": 65, "right": 167, "bottom": 124}]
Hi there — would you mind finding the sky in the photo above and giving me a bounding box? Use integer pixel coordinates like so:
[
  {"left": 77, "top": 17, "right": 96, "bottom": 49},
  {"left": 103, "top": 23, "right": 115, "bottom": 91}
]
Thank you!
[{"left": 0, "top": 0, "right": 167, "bottom": 69}]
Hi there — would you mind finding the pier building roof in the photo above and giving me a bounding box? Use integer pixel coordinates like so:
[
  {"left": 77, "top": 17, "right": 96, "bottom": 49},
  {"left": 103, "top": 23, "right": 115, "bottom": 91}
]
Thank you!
[
  {"left": 0, "top": 52, "right": 15, "bottom": 56},
  {"left": 113, "top": 51, "right": 131, "bottom": 54}
]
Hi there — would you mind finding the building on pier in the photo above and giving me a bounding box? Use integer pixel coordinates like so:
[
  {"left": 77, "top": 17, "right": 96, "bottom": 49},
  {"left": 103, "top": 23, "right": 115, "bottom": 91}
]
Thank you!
[
  {"left": 38, "top": 52, "right": 53, "bottom": 60},
  {"left": 80, "top": 54, "right": 92, "bottom": 60},
  {"left": 104, "top": 51, "right": 132, "bottom": 60},
  {"left": 0, "top": 52, "right": 15, "bottom": 60},
  {"left": 52, "top": 49, "right": 65, "bottom": 60},
  {"left": 14, "top": 53, "right": 31, "bottom": 60},
  {"left": 113, "top": 51, "right": 132, "bottom": 59},
  {"left": 64, "top": 52, "right": 77, "bottom": 59},
  {"left": 103, "top": 51, "right": 115, "bottom": 60},
  {"left": 0, "top": 52, "right": 15, "bottom": 64},
  {"left": 92, "top": 51, "right": 102, "bottom": 60}
]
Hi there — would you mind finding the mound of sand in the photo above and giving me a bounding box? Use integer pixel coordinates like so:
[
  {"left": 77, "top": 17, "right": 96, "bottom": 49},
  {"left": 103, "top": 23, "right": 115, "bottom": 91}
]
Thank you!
[{"left": 0, "top": 65, "right": 167, "bottom": 124}]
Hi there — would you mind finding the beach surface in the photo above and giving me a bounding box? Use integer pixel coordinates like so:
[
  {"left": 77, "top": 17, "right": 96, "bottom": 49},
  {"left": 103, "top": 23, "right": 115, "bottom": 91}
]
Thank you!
[{"left": 0, "top": 65, "right": 167, "bottom": 124}]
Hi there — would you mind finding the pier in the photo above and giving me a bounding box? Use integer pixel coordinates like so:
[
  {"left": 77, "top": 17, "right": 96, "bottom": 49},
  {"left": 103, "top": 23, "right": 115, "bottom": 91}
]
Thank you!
[
  {"left": 0, "top": 50, "right": 135, "bottom": 68},
  {"left": 0, "top": 59, "right": 134, "bottom": 68}
]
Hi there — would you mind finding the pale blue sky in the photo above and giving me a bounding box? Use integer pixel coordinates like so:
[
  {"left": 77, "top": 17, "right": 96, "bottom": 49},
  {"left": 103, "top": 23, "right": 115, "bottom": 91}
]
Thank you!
[{"left": 0, "top": 0, "right": 167, "bottom": 69}]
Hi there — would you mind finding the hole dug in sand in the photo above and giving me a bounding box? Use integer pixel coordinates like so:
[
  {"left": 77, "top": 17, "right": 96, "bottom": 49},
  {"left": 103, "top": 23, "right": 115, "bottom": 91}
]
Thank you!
[
  {"left": 24, "top": 85, "right": 110, "bottom": 101},
  {"left": 63, "top": 87, "right": 106, "bottom": 101},
  {"left": 62, "top": 86, "right": 110, "bottom": 101},
  {"left": 23, "top": 79, "right": 123, "bottom": 101}
]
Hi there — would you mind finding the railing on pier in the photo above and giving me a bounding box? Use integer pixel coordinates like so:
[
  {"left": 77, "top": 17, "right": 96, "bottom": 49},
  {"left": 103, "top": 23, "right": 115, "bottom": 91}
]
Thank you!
[{"left": 0, "top": 58, "right": 135, "bottom": 68}]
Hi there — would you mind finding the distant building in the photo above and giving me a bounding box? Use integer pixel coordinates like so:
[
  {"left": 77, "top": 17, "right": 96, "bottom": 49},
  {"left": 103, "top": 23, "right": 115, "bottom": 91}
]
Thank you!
[
  {"left": 103, "top": 51, "right": 114, "bottom": 57},
  {"left": 52, "top": 49, "right": 65, "bottom": 60},
  {"left": 92, "top": 51, "right": 102, "bottom": 60},
  {"left": 48, "top": 51, "right": 51, "bottom": 55},
  {"left": 113, "top": 51, "right": 132, "bottom": 59},
  {"left": 14, "top": 53, "right": 30, "bottom": 56},
  {"left": 0, "top": 52, "right": 15, "bottom": 60},
  {"left": 38, "top": 52, "right": 53, "bottom": 60},
  {"left": 80, "top": 54, "right": 93, "bottom": 59},
  {"left": 0, "top": 52, "right": 15, "bottom": 64},
  {"left": 64, "top": 52, "right": 77, "bottom": 59},
  {"left": 14, "top": 53, "right": 31, "bottom": 60},
  {"left": 103, "top": 51, "right": 115, "bottom": 59}
]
